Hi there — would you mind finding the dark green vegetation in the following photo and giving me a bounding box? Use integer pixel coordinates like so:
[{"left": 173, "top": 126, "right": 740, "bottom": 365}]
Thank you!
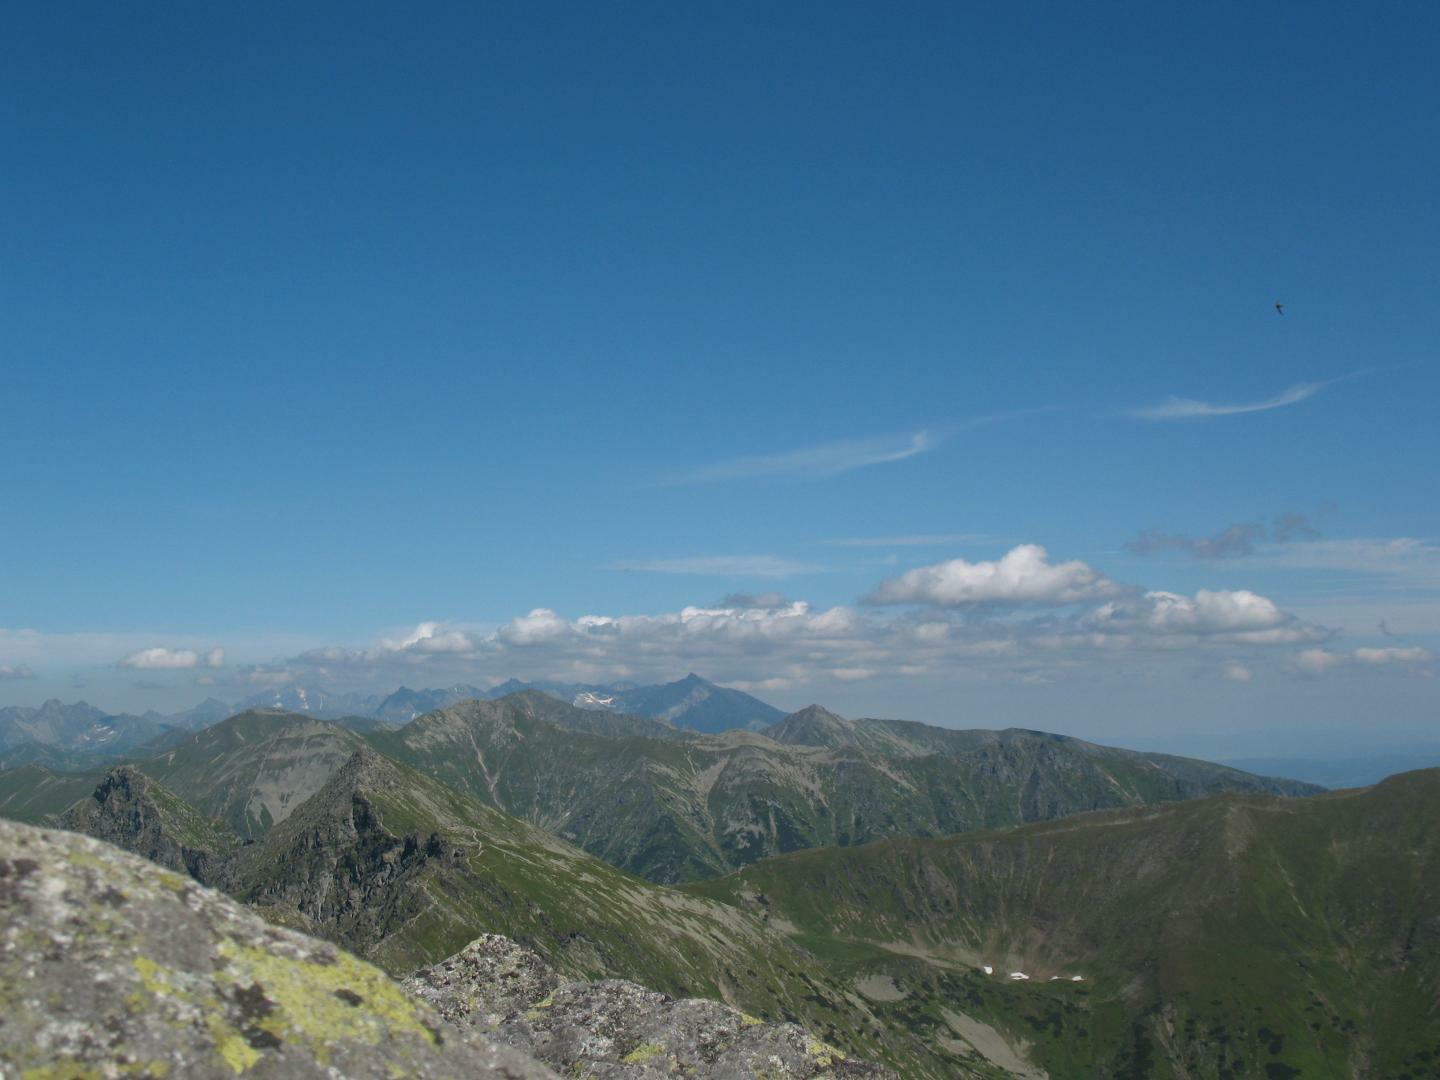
[
  {"left": 371, "top": 695, "right": 1318, "bottom": 883},
  {"left": 690, "top": 769, "right": 1440, "bottom": 1078}
]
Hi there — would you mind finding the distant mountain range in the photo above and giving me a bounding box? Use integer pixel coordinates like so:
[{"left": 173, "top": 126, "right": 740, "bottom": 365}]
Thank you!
[
  {"left": 0, "top": 674, "right": 780, "bottom": 769},
  {"left": 4, "top": 700, "right": 1433, "bottom": 1077},
  {"left": 239, "top": 673, "right": 785, "bottom": 733},
  {"left": 2, "top": 693, "right": 1318, "bottom": 882},
  {"left": 0, "top": 700, "right": 173, "bottom": 769}
]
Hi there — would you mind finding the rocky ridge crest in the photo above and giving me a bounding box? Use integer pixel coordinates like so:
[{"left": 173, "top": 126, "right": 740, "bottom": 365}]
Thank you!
[{"left": 405, "top": 934, "right": 898, "bottom": 1078}]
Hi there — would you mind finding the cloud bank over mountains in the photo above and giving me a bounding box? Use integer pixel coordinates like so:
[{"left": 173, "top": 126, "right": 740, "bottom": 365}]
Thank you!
[
  {"left": 7, "top": 538, "right": 1434, "bottom": 710},
  {"left": 218, "top": 543, "right": 1373, "bottom": 694}
]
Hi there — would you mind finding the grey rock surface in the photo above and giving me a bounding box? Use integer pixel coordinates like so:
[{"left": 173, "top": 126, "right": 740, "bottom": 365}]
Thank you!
[
  {"left": 405, "top": 934, "right": 898, "bottom": 1079},
  {"left": 0, "top": 818, "right": 555, "bottom": 1078}
]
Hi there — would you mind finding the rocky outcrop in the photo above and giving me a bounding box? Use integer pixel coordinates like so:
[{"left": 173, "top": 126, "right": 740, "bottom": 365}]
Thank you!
[
  {"left": 404, "top": 935, "right": 898, "bottom": 1078},
  {"left": 58, "top": 764, "right": 238, "bottom": 886},
  {"left": 0, "top": 819, "right": 555, "bottom": 1078}
]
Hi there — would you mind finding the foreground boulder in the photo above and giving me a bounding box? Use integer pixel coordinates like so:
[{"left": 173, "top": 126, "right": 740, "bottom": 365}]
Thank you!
[
  {"left": 405, "top": 934, "right": 898, "bottom": 1078},
  {"left": 0, "top": 819, "right": 554, "bottom": 1078}
]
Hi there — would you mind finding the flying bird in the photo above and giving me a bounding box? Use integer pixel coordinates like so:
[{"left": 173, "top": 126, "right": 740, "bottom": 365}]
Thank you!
[{"left": 1275, "top": 301, "right": 1284, "bottom": 315}]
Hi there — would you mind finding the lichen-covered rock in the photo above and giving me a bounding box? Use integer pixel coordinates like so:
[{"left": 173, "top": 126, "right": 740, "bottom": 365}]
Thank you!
[
  {"left": 405, "top": 935, "right": 898, "bottom": 1079},
  {"left": 0, "top": 819, "right": 556, "bottom": 1078}
]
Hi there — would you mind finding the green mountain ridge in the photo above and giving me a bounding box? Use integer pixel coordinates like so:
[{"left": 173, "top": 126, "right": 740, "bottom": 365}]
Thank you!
[
  {"left": 688, "top": 769, "right": 1440, "bottom": 1078},
  {"left": 372, "top": 694, "right": 1319, "bottom": 883}
]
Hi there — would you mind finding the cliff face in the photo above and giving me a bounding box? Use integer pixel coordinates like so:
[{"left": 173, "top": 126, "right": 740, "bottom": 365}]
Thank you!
[
  {"left": 58, "top": 763, "right": 238, "bottom": 887},
  {"left": 0, "top": 818, "right": 553, "bottom": 1078},
  {"left": 404, "top": 935, "right": 899, "bottom": 1079}
]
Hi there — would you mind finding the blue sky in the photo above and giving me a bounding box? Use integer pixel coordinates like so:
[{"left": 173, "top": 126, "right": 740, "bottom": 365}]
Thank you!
[{"left": 3, "top": 3, "right": 1437, "bottom": 757}]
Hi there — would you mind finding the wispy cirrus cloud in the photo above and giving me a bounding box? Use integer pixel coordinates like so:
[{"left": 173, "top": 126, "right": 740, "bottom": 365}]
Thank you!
[
  {"left": 610, "top": 555, "right": 826, "bottom": 578},
  {"left": 667, "top": 406, "right": 1069, "bottom": 485},
  {"left": 668, "top": 430, "right": 934, "bottom": 485},
  {"left": 0, "top": 664, "right": 35, "bottom": 680},
  {"left": 1129, "top": 381, "right": 1328, "bottom": 420}
]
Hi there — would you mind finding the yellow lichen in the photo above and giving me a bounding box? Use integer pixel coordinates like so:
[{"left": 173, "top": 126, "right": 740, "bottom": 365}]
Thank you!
[
  {"left": 21, "top": 1065, "right": 104, "bottom": 1080},
  {"left": 739, "top": 1012, "right": 764, "bottom": 1026},
  {"left": 621, "top": 1042, "right": 665, "bottom": 1064},
  {"left": 806, "top": 1038, "right": 844, "bottom": 1066},
  {"left": 213, "top": 939, "right": 439, "bottom": 1051},
  {"left": 132, "top": 955, "right": 172, "bottom": 996},
  {"left": 217, "top": 1035, "right": 261, "bottom": 1074},
  {"left": 156, "top": 871, "right": 188, "bottom": 892},
  {"left": 121, "top": 1063, "right": 172, "bottom": 1077}
]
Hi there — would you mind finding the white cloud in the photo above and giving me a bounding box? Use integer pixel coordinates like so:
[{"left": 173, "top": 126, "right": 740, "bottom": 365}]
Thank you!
[
  {"left": 1086, "top": 589, "right": 1326, "bottom": 645},
  {"left": 118, "top": 646, "right": 226, "bottom": 670},
  {"left": 1129, "top": 381, "right": 1327, "bottom": 420},
  {"left": 380, "top": 622, "right": 477, "bottom": 655},
  {"left": 1294, "top": 649, "right": 1345, "bottom": 675},
  {"left": 865, "top": 544, "right": 1125, "bottom": 607},
  {"left": 1222, "top": 661, "right": 1254, "bottom": 682},
  {"left": 671, "top": 430, "right": 934, "bottom": 484},
  {"left": 0, "top": 664, "right": 35, "bottom": 680},
  {"left": 497, "top": 609, "right": 573, "bottom": 647},
  {"left": 1292, "top": 646, "right": 1434, "bottom": 677},
  {"left": 1354, "top": 646, "right": 1434, "bottom": 666},
  {"left": 611, "top": 555, "right": 825, "bottom": 578}
]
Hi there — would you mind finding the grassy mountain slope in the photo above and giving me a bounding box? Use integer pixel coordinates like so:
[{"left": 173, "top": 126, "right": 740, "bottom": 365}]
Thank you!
[
  {"left": 372, "top": 695, "right": 1319, "bottom": 884},
  {"left": 689, "top": 770, "right": 1440, "bottom": 1079},
  {"left": 138, "top": 709, "right": 368, "bottom": 837},
  {"left": 225, "top": 746, "right": 986, "bottom": 1076},
  {"left": 0, "top": 763, "right": 103, "bottom": 821}
]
